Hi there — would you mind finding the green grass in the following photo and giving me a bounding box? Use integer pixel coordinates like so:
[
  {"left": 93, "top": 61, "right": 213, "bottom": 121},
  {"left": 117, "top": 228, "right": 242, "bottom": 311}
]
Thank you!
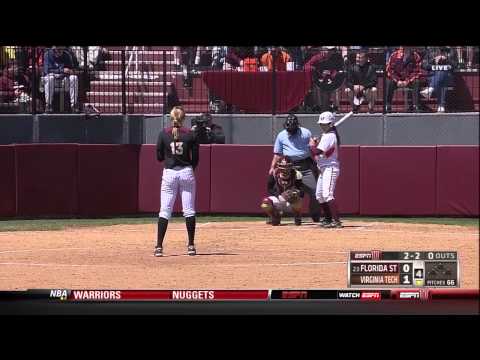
[
  {"left": 0, "top": 215, "right": 477, "bottom": 232},
  {"left": 0, "top": 216, "right": 264, "bottom": 232},
  {"left": 343, "top": 216, "right": 479, "bottom": 227}
]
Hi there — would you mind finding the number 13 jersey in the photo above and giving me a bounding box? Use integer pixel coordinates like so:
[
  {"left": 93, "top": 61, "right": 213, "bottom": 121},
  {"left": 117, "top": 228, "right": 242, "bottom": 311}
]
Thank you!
[{"left": 156, "top": 126, "right": 199, "bottom": 169}]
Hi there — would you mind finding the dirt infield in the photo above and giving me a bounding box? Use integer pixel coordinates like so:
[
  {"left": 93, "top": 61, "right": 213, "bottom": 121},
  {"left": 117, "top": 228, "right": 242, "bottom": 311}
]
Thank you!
[{"left": 0, "top": 220, "right": 478, "bottom": 290}]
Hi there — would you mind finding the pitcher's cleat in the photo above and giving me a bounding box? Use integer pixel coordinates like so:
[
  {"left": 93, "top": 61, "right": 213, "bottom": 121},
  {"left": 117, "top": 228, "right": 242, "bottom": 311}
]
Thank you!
[
  {"left": 154, "top": 247, "right": 163, "bottom": 257},
  {"left": 323, "top": 220, "right": 343, "bottom": 228},
  {"left": 187, "top": 245, "right": 196, "bottom": 256}
]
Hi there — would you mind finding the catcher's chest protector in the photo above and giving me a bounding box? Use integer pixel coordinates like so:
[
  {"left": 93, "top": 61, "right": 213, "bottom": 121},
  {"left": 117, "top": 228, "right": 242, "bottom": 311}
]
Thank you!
[{"left": 276, "top": 172, "right": 295, "bottom": 193}]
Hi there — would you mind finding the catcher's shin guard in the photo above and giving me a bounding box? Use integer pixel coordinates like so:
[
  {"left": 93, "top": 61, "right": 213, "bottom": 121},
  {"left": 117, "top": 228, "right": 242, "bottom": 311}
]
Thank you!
[
  {"left": 290, "top": 198, "right": 303, "bottom": 213},
  {"left": 271, "top": 213, "right": 281, "bottom": 226},
  {"left": 294, "top": 213, "right": 302, "bottom": 226},
  {"left": 261, "top": 197, "right": 280, "bottom": 225},
  {"left": 260, "top": 197, "right": 274, "bottom": 216}
]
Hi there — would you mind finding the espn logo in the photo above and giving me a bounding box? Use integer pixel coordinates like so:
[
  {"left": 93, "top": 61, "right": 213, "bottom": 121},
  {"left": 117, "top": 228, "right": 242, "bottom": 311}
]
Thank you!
[
  {"left": 360, "top": 292, "right": 381, "bottom": 300},
  {"left": 351, "top": 250, "right": 381, "bottom": 260},
  {"left": 281, "top": 291, "right": 308, "bottom": 299},
  {"left": 352, "top": 252, "right": 372, "bottom": 260},
  {"left": 398, "top": 290, "right": 429, "bottom": 300}
]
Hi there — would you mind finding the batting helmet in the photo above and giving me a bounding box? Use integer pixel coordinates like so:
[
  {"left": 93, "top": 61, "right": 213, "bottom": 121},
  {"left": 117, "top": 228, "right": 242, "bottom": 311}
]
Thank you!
[
  {"left": 284, "top": 114, "right": 299, "bottom": 135},
  {"left": 318, "top": 111, "right": 335, "bottom": 124}
]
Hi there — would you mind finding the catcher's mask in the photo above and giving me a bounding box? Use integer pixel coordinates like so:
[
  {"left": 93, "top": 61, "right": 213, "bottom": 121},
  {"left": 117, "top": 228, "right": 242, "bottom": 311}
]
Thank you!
[
  {"left": 276, "top": 156, "right": 293, "bottom": 179},
  {"left": 284, "top": 114, "right": 299, "bottom": 135}
]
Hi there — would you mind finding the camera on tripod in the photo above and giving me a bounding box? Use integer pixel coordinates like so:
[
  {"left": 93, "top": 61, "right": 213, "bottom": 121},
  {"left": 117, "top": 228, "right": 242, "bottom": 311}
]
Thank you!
[
  {"left": 192, "top": 115, "right": 210, "bottom": 132},
  {"left": 191, "top": 113, "right": 226, "bottom": 144},
  {"left": 191, "top": 114, "right": 213, "bottom": 144}
]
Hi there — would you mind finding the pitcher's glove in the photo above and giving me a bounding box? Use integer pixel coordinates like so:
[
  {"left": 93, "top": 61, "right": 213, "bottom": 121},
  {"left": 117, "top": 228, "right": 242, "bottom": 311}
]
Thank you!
[{"left": 281, "top": 189, "right": 301, "bottom": 204}]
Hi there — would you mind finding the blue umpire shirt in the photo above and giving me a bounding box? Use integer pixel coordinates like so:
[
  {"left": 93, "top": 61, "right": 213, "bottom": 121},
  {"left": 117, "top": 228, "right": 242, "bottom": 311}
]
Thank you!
[{"left": 273, "top": 127, "right": 312, "bottom": 161}]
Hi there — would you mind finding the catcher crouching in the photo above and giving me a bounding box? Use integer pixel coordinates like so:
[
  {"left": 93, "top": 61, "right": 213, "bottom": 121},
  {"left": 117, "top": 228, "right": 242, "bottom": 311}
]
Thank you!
[{"left": 261, "top": 156, "right": 304, "bottom": 226}]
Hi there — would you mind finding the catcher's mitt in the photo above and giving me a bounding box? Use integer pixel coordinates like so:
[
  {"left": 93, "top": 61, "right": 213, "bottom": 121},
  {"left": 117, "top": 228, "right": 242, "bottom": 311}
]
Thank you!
[{"left": 281, "top": 189, "right": 301, "bottom": 204}]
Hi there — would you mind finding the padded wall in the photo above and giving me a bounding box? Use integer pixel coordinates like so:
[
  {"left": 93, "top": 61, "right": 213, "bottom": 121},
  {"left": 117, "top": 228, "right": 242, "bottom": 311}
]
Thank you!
[
  {"left": 436, "top": 146, "right": 479, "bottom": 216},
  {"left": 359, "top": 147, "right": 437, "bottom": 215},
  {"left": 16, "top": 144, "right": 78, "bottom": 216},
  {"left": 0, "top": 146, "right": 16, "bottom": 216},
  {"left": 210, "top": 145, "right": 273, "bottom": 213},
  {"left": 77, "top": 145, "right": 140, "bottom": 216}
]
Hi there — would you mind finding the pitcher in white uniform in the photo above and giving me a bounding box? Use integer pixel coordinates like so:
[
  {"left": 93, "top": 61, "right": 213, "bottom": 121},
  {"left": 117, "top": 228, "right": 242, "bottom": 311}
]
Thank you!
[{"left": 310, "top": 111, "right": 343, "bottom": 228}]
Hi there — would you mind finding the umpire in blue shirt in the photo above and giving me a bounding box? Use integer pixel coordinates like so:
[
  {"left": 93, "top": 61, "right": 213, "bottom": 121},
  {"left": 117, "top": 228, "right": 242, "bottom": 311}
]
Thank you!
[{"left": 269, "top": 114, "right": 321, "bottom": 222}]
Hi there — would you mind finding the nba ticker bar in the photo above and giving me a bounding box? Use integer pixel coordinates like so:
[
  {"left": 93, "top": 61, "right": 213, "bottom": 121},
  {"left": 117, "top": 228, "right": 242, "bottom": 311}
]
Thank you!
[{"left": 0, "top": 289, "right": 477, "bottom": 302}]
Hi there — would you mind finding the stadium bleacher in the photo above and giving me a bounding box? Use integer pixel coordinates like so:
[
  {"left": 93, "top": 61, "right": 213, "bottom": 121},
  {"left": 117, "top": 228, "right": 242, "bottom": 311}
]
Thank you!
[{"left": 0, "top": 46, "right": 478, "bottom": 115}]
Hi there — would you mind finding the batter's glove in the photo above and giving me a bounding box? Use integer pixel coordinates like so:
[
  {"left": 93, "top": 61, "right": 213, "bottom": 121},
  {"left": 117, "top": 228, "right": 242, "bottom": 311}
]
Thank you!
[{"left": 281, "top": 189, "right": 301, "bottom": 204}]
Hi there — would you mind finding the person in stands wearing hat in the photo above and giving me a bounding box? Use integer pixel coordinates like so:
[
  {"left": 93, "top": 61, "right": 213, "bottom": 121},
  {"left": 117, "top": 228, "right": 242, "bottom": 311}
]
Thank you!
[{"left": 309, "top": 111, "right": 343, "bottom": 228}]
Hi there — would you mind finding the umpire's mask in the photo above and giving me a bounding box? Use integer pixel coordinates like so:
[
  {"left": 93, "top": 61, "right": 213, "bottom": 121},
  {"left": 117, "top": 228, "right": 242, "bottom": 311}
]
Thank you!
[{"left": 284, "top": 114, "right": 300, "bottom": 135}]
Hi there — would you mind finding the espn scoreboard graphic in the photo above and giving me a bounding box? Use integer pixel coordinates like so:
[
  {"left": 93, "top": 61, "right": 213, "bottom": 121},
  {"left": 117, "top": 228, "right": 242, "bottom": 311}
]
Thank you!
[{"left": 348, "top": 250, "right": 459, "bottom": 288}]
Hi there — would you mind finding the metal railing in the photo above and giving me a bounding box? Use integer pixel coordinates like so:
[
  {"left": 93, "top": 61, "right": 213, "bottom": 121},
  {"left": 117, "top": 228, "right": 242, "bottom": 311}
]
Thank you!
[{"left": 0, "top": 46, "right": 478, "bottom": 115}]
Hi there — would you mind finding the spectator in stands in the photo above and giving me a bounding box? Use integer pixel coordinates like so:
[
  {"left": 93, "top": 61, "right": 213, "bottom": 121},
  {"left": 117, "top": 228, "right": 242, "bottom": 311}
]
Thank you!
[
  {"left": 70, "top": 46, "right": 109, "bottom": 70},
  {"left": 260, "top": 47, "right": 292, "bottom": 71},
  {"left": 43, "top": 46, "right": 79, "bottom": 113},
  {"left": 211, "top": 46, "right": 243, "bottom": 70},
  {"left": 254, "top": 46, "right": 268, "bottom": 61},
  {"left": 15, "top": 47, "right": 44, "bottom": 97},
  {"left": 179, "top": 46, "right": 196, "bottom": 87},
  {"left": 344, "top": 50, "right": 378, "bottom": 113},
  {"left": 209, "top": 47, "right": 244, "bottom": 113},
  {"left": 180, "top": 46, "right": 207, "bottom": 87},
  {"left": 343, "top": 46, "right": 365, "bottom": 66},
  {"left": 193, "top": 46, "right": 215, "bottom": 71},
  {"left": 0, "top": 46, "right": 10, "bottom": 70},
  {"left": 0, "top": 61, "right": 16, "bottom": 103},
  {"left": 385, "top": 46, "right": 422, "bottom": 113},
  {"left": 285, "top": 47, "right": 304, "bottom": 70},
  {"left": 302, "top": 46, "right": 321, "bottom": 66},
  {"left": 234, "top": 47, "right": 258, "bottom": 71},
  {"left": 303, "top": 46, "right": 345, "bottom": 112},
  {"left": 0, "top": 60, "right": 31, "bottom": 108},
  {"left": 1, "top": 46, "right": 16, "bottom": 67},
  {"left": 421, "top": 46, "right": 458, "bottom": 113},
  {"left": 456, "top": 46, "right": 475, "bottom": 70}
]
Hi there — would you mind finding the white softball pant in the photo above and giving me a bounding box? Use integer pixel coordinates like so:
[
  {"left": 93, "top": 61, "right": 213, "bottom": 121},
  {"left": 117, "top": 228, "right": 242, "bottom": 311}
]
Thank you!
[
  {"left": 159, "top": 166, "right": 196, "bottom": 220},
  {"left": 316, "top": 166, "right": 340, "bottom": 203}
]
